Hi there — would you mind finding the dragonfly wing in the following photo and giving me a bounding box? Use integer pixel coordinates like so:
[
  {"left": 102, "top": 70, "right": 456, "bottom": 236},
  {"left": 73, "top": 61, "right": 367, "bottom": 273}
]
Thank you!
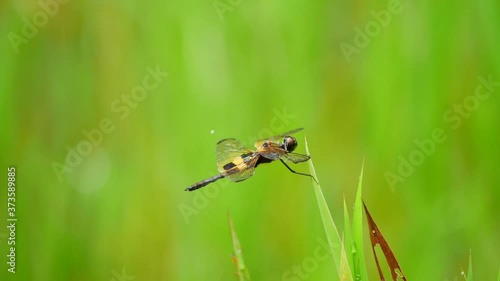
[
  {"left": 258, "top": 144, "right": 288, "bottom": 160},
  {"left": 224, "top": 156, "right": 258, "bottom": 182},
  {"left": 225, "top": 166, "right": 256, "bottom": 182},
  {"left": 282, "top": 152, "right": 311, "bottom": 164},
  {"left": 215, "top": 138, "right": 254, "bottom": 173},
  {"left": 254, "top": 128, "right": 304, "bottom": 149}
]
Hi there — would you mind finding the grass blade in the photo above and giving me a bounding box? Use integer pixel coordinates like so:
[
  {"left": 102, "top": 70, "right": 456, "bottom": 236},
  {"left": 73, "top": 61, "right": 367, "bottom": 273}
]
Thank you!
[
  {"left": 343, "top": 197, "right": 355, "bottom": 278},
  {"left": 340, "top": 235, "right": 354, "bottom": 281},
  {"left": 467, "top": 250, "right": 473, "bottom": 281},
  {"left": 228, "top": 213, "right": 251, "bottom": 281},
  {"left": 305, "top": 136, "right": 343, "bottom": 278},
  {"left": 352, "top": 160, "right": 369, "bottom": 281},
  {"left": 364, "top": 202, "right": 407, "bottom": 281}
]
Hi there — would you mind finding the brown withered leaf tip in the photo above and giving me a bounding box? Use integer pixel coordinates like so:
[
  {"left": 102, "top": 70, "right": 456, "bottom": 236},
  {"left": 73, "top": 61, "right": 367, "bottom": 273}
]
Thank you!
[{"left": 363, "top": 201, "right": 407, "bottom": 281}]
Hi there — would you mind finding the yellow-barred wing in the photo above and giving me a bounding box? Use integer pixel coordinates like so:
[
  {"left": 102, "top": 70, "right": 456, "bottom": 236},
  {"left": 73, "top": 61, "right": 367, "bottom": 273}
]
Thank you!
[{"left": 215, "top": 138, "right": 258, "bottom": 182}]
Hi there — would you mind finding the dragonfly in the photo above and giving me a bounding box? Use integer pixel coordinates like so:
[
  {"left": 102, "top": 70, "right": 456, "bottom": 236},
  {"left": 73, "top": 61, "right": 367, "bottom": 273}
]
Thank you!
[{"left": 185, "top": 128, "right": 316, "bottom": 191}]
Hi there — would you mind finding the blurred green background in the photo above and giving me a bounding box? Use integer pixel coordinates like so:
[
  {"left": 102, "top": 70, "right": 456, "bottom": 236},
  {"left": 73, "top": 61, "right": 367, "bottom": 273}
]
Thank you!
[{"left": 1, "top": 0, "right": 499, "bottom": 280}]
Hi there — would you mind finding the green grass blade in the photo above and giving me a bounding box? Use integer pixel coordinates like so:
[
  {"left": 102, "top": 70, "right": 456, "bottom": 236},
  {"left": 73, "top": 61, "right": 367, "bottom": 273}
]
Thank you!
[
  {"left": 343, "top": 196, "right": 355, "bottom": 278},
  {"left": 352, "top": 160, "right": 369, "bottom": 281},
  {"left": 340, "top": 235, "right": 354, "bottom": 281},
  {"left": 228, "top": 213, "right": 251, "bottom": 281},
  {"left": 467, "top": 250, "right": 473, "bottom": 281},
  {"left": 305, "top": 136, "right": 343, "bottom": 278}
]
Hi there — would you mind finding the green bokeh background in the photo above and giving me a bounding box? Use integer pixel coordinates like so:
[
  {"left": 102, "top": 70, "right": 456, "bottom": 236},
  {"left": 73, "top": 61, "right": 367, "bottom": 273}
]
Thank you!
[{"left": 1, "top": 0, "right": 499, "bottom": 280}]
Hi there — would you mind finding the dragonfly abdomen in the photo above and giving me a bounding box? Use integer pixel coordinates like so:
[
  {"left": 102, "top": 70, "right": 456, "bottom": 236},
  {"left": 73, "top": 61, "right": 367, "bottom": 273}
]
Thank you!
[{"left": 185, "top": 174, "right": 224, "bottom": 191}]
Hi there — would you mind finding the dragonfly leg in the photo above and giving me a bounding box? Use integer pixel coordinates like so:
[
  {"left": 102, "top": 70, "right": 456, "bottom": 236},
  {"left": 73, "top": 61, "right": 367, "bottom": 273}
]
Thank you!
[{"left": 279, "top": 159, "right": 318, "bottom": 183}]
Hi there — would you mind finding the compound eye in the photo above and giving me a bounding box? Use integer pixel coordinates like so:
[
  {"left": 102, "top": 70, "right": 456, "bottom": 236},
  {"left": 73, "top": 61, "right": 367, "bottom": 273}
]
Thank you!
[{"left": 284, "top": 136, "right": 297, "bottom": 152}]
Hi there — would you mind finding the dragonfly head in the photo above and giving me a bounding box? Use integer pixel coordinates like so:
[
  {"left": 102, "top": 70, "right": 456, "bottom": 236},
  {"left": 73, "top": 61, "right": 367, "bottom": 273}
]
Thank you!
[{"left": 282, "top": 136, "right": 298, "bottom": 152}]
